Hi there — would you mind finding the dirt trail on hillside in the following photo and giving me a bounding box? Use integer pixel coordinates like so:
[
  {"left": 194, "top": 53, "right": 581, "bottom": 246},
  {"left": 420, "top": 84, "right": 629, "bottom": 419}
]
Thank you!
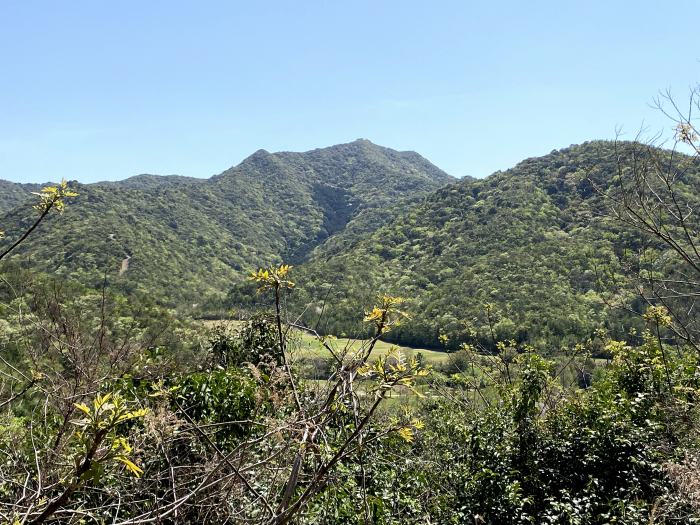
[{"left": 119, "top": 254, "right": 131, "bottom": 276}]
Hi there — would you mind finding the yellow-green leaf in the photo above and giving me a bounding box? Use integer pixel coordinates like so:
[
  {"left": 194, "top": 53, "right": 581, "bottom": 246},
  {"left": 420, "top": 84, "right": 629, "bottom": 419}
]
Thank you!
[
  {"left": 73, "top": 403, "right": 91, "bottom": 416},
  {"left": 397, "top": 427, "right": 414, "bottom": 443},
  {"left": 116, "top": 456, "right": 143, "bottom": 478}
]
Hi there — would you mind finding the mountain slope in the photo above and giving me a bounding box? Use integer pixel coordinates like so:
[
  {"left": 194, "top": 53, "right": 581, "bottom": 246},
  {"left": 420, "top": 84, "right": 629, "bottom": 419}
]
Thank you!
[
  {"left": 0, "top": 181, "right": 43, "bottom": 214},
  {"left": 0, "top": 140, "right": 452, "bottom": 306},
  {"left": 289, "top": 141, "right": 700, "bottom": 350}
]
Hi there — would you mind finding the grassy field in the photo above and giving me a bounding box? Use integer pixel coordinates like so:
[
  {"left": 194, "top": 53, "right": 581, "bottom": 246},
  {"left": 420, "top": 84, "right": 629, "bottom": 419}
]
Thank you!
[
  {"left": 202, "top": 320, "right": 609, "bottom": 403},
  {"left": 202, "top": 319, "right": 451, "bottom": 365},
  {"left": 202, "top": 320, "right": 608, "bottom": 376},
  {"left": 292, "top": 331, "right": 450, "bottom": 364}
]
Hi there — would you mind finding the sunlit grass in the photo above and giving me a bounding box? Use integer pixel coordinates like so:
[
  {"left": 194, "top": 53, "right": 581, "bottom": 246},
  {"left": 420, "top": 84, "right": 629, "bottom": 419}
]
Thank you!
[{"left": 202, "top": 319, "right": 451, "bottom": 365}]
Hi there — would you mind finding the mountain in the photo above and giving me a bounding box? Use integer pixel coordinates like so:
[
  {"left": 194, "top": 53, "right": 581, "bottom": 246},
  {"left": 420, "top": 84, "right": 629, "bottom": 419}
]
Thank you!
[
  {"left": 5, "top": 139, "right": 697, "bottom": 349},
  {"left": 288, "top": 141, "right": 700, "bottom": 350},
  {"left": 0, "top": 180, "right": 44, "bottom": 214},
  {"left": 0, "top": 140, "right": 453, "bottom": 306},
  {"left": 98, "top": 174, "right": 203, "bottom": 190}
]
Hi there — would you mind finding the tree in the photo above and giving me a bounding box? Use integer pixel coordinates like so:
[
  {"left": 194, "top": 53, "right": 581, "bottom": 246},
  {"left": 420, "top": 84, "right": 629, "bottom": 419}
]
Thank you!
[{"left": 602, "top": 87, "right": 700, "bottom": 351}]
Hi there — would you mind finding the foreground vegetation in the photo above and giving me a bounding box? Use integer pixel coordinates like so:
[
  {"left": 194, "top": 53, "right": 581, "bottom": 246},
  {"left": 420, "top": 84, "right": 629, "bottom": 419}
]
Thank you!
[{"left": 2, "top": 261, "right": 699, "bottom": 523}]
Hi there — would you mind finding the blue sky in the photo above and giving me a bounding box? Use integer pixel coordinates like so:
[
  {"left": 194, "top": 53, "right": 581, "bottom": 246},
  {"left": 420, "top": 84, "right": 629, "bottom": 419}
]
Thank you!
[{"left": 1, "top": 1, "right": 699, "bottom": 183}]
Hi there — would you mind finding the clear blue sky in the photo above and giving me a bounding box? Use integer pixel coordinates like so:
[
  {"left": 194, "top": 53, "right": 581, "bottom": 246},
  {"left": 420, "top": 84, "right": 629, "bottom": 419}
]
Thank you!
[{"left": 1, "top": 0, "right": 699, "bottom": 183}]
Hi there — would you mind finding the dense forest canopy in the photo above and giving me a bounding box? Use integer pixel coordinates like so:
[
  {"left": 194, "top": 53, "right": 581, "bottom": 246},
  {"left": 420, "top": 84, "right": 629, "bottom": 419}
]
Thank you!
[
  {"left": 229, "top": 140, "right": 700, "bottom": 351},
  {"left": 0, "top": 139, "right": 452, "bottom": 305},
  {"left": 2, "top": 139, "right": 698, "bottom": 354}
]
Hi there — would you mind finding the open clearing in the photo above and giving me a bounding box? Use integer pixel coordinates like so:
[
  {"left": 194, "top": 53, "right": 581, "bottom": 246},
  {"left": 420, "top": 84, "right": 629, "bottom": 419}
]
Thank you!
[{"left": 201, "top": 319, "right": 451, "bottom": 365}]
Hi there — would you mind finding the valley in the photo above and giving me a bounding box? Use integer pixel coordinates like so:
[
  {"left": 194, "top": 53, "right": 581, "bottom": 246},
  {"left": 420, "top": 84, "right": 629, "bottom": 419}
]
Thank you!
[{"left": 1, "top": 136, "right": 698, "bottom": 524}]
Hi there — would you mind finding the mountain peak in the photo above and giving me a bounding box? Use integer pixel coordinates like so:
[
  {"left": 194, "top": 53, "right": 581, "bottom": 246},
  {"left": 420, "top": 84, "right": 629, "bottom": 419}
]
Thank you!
[
  {"left": 241, "top": 148, "right": 271, "bottom": 162},
  {"left": 0, "top": 139, "right": 455, "bottom": 306},
  {"left": 350, "top": 138, "right": 375, "bottom": 146}
]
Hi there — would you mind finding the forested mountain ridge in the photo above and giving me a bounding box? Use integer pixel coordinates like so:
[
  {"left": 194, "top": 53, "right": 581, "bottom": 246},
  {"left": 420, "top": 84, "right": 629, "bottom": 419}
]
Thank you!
[
  {"left": 0, "top": 140, "right": 453, "bottom": 305},
  {"left": 0, "top": 180, "right": 44, "bottom": 214},
  {"left": 289, "top": 140, "right": 700, "bottom": 349},
  {"left": 4, "top": 139, "right": 698, "bottom": 347},
  {"left": 97, "top": 173, "right": 204, "bottom": 190}
]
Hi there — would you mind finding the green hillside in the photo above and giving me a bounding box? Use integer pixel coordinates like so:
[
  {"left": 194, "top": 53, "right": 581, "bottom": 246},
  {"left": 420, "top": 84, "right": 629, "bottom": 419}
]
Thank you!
[
  {"left": 287, "top": 141, "right": 700, "bottom": 350},
  {"left": 0, "top": 140, "right": 452, "bottom": 306},
  {"left": 0, "top": 180, "right": 43, "bottom": 214},
  {"left": 4, "top": 139, "right": 698, "bottom": 350}
]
